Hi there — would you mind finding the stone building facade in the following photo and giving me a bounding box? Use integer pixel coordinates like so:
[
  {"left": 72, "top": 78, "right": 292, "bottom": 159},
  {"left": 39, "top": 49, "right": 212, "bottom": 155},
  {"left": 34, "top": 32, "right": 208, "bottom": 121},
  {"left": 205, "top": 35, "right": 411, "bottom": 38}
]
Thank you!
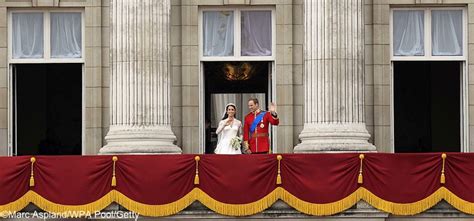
[
  {"left": 1, "top": 0, "right": 474, "bottom": 219},
  {"left": 2, "top": 0, "right": 474, "bottom": 155}
]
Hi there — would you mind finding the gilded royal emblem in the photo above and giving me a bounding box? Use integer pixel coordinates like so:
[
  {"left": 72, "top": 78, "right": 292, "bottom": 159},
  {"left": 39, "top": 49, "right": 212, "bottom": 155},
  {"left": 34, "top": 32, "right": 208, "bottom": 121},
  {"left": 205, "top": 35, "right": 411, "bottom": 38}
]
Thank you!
[{"left": 223, "top": 62, "right": 255, "bottom": 81}]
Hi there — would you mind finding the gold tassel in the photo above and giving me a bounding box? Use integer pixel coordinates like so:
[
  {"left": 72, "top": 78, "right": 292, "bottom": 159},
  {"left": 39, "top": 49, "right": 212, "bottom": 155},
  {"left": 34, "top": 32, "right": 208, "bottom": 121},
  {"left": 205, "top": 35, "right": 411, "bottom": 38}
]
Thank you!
[
  {"left": 194, "top": 156, "right": 200, "bottom": 185},
  {"left": 112, "top": 156, "right": 118, "bottom": 187},
  {"left": 29, "top": 157, "right": 36, "bottom": 187},
  {"left": 440, "top": 153, "right": 446, "bottom": 184},
  {"left": 276, "top": 155, "right": 282, "bottom": 185},
  {"left": 358, "top": 173, "right": 363, "bottom": 184},
  {"left": 30, "top": 176, "right": 35, "bottom": 187},
  {"left": 358, "top": 154, "right": 364, "bottom": 184}
]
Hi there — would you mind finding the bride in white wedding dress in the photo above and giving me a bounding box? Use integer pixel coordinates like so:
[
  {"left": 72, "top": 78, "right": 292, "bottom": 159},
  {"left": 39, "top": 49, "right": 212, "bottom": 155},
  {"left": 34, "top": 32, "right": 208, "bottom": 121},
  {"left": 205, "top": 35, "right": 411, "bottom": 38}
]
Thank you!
[{"left": 214, "top": 103, "right": 242, "bottom": 154}]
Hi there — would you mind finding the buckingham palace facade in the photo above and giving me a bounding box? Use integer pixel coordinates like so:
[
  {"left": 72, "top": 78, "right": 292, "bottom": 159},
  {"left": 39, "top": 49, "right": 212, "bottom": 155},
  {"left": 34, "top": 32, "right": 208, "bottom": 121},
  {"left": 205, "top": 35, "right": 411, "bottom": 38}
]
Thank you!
[{"left": 1, "top": 0, "right": 474, "bottom": 219}]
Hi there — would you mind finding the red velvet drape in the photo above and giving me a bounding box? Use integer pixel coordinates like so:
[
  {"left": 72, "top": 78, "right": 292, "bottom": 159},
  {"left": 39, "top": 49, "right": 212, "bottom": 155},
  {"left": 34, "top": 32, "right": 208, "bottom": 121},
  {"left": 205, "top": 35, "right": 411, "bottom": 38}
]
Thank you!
[{"left": 1, "top": 153, "right": 473, "bottom": 216}]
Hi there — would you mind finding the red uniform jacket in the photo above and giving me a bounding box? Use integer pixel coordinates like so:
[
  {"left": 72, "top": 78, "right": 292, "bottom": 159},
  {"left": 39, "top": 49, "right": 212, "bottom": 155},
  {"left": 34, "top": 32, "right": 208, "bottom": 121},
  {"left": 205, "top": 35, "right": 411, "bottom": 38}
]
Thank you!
[{"left": 243, "top": 110, "right": 279, "bottom": 153}]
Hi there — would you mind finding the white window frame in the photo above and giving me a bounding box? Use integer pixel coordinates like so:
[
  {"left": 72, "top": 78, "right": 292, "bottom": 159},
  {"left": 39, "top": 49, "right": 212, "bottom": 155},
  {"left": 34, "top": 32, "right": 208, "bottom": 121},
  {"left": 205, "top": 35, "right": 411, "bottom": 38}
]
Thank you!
[
  {"left": 8, "top": 9, "right": 85, "bottom": 63},
  {"left": 389, "top": 7, "right": 469, "bottom": 153},
  {"left": 390, "top": 7, "right": 467, "bottom": 61},
  {"left": 7, "top": 9, "right": 85, "bottom": 156},
  {"left": 199, "top": 7, "right": 276, "bottom": 61},
  {"left": 198, "top": 6, "right": 277, "bottom": 153}
]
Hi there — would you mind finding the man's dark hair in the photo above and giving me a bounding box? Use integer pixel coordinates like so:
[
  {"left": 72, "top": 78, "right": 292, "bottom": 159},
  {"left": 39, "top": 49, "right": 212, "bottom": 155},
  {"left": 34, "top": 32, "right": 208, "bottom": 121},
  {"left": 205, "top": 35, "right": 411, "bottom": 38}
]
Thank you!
[{"left": 248, "top": 98, "right": 259, "bottom": 105}]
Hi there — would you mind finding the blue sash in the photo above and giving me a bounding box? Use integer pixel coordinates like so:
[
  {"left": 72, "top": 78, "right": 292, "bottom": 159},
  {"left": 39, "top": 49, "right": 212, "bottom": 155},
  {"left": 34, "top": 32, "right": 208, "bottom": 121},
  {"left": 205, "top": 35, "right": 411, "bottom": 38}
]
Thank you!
[{"left": 250, "top": 112, "right": 266, "bottom": 133}]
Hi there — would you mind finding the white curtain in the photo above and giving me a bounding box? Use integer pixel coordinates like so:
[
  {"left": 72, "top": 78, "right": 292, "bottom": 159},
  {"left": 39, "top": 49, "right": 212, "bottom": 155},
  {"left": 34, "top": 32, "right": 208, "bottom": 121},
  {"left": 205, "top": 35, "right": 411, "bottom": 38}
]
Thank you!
[
  {"left": 51, "top": 13, "right": 82, "bottom": 58},
  {"left": 241, "top": 11, "right": 272, "bottom": 56},
  {"left": 432, "top": 10, "right": 462, "bottom": 56},
  {"left": 393, "top": 10, "right": 424, "bottom": 56},
  {"left": 12, "top": 13, "right": 44, "bottom": 59},
  {"left": 203, "top": 11, "right": 234, "bottom": 56},
  {"left": 211, "top": 93, "right": 266, "bottom": 128}
]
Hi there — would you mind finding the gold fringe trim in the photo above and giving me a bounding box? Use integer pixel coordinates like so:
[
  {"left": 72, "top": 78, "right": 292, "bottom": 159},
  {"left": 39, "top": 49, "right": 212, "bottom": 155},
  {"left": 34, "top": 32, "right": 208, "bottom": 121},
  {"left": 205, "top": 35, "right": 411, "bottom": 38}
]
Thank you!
[
  {"left": 359, "top": 187, "right": 442, "bottom": 215},
  {"left": 280, "top": 187, "right": 447, "bottom": 216},
  {"left": 442, "top": 187, "right": 474, "bottom": 215},
  {"left": 196, "top": 188, "right": 281, "bottom": 216},
  {"left": 114, "top": 189, "right": 196, "bottom": 217},
  {"left": 0, "top": 191, "right": 33, "bottom": 217},
  {"left": 30, "top": 191, "right": 113, "bottom": 217},
  {"left": 2, "top": 188, "right": 474, "bottom": 216},
  {"left": 281, "top": 188, "right": 361, "bottom": 216},
  {"left": 0, "top": 191, "right": 113, "bottom": 218}
]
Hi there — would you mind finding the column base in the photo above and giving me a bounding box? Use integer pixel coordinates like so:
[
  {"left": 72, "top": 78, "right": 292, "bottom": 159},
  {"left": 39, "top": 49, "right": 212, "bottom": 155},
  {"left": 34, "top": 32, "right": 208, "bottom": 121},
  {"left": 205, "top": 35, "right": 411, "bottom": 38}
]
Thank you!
[
  {"left": 100, "top": 125, "right": 182, "bottom": 154},
  {"left": 294, "top": 123, "right": 376, "bottom": 152}
]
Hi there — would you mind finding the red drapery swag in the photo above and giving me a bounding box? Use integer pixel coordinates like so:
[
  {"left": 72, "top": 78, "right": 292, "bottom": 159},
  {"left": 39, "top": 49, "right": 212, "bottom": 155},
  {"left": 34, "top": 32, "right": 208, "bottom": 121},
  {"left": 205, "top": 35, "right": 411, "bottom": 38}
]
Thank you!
[{"left": 1, "top": 153, "right": 474, "bottom": 217}]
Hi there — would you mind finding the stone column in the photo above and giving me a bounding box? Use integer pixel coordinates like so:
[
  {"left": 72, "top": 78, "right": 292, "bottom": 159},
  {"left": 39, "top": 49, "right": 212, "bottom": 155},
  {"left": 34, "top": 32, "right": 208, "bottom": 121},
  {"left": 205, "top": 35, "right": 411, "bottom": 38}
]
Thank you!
[
  {"left": 100, "top": 0, "right": 181, "bottom": 154},
  {"left": 294, "top": 0, "right": 375, "bottom": 152}
]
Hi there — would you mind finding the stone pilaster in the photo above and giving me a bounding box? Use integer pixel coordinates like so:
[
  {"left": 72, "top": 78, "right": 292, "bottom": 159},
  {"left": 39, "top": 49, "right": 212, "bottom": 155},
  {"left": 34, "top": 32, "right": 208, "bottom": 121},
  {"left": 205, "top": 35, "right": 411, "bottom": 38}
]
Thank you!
[
  {"left": 294, "top": 0, "right": 375, "bottom": 152},
  {"left": 101, "top": 0, "right": 181, "bottom": 154}
]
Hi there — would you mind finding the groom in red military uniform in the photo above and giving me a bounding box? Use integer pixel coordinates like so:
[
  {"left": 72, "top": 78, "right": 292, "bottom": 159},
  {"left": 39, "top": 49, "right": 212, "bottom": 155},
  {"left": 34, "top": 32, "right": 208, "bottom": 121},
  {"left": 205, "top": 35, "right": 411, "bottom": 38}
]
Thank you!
[{"left": 243, "top": 98, "right": 279, "bottom": 154}]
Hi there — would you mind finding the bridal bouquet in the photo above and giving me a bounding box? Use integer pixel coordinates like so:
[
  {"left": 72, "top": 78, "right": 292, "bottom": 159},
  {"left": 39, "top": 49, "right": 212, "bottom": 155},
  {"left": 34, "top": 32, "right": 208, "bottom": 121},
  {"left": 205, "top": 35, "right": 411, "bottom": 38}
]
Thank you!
[{"left": 230, "top": 136, "right": 243, "bottom": 151}]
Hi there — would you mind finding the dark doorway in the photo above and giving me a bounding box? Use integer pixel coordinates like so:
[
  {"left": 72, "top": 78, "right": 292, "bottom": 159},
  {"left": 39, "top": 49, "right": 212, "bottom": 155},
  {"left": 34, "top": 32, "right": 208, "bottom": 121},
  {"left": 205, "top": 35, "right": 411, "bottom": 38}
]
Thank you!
[
  {"left": 13, "top": 64, "right": 82, "bottom": 155},
  {"left": 204, "top": 61, "right": 270, "bottom": 154},
  {"left": 394, "top": 61, "right": 460, "bottom": 153}
]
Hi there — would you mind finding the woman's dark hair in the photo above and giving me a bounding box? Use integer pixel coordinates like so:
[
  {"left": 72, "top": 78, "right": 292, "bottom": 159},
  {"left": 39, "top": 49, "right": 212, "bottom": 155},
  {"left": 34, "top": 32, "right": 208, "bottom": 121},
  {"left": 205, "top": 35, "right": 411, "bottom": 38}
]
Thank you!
[{"left": 222, "top": 104, "right": 237, "bottom": 120}]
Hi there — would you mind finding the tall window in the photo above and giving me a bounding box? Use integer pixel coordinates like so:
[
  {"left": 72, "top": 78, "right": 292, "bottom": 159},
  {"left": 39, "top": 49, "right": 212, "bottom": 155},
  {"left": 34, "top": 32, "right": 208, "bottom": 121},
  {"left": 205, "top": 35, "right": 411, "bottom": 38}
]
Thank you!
[
  {"left": 8, "top": 10, "right": 84, "bottom": 156},
  {"left": 391, "top": 8, "right": 466, "bottom": 60},
  {"left": 199, "top": 7, "right": 276, "bottom": 153},
  {"left": 390, "top": 7, "right": 467, "bottom": 153},
  {"left": 200, "top": 8, "right": 275, "bottom": 60},
  {"left": 9, "top": 10, "right": 83, "bottom": 62}
]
